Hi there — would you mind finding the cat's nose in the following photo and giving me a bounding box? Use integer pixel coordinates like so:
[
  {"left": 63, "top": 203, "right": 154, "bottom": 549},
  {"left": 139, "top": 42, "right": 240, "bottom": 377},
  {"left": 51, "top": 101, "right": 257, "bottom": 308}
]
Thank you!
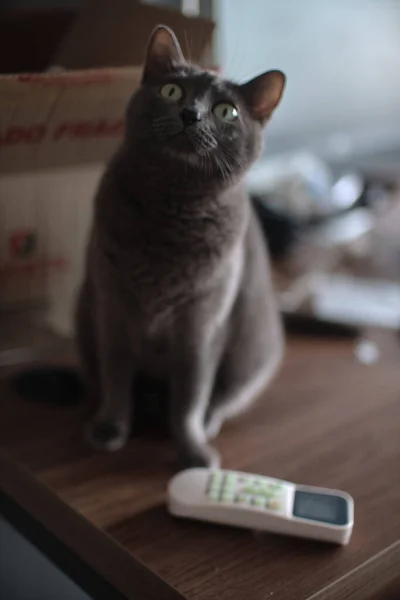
[{"left": 180, "top": 106, "right": 201, "bottom": 127}]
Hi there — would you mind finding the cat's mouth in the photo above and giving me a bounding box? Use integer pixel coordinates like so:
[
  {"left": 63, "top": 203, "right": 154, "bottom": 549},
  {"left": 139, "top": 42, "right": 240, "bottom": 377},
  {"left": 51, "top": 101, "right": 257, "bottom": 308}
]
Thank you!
[
  {"left": 153, "top": 117, "right": 218, "bottom": 156},
  {"left": 166, "top": 127, "right": 218, "bottom": 158}
]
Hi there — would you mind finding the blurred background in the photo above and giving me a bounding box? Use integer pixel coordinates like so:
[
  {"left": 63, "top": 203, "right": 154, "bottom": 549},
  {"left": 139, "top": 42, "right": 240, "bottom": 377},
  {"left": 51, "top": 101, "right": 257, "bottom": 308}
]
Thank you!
[{"left": 1, "top": 0, "right": 400, "bottom": 366}]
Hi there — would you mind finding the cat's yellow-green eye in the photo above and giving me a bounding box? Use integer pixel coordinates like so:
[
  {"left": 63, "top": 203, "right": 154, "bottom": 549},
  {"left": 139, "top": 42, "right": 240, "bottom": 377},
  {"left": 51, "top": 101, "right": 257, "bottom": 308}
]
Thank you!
[
  {"left": 160, "top": 83, "right": 184, "bottom": 102},
  {"left": 213, "top": 102, "right": 238, "bottom": 122}
]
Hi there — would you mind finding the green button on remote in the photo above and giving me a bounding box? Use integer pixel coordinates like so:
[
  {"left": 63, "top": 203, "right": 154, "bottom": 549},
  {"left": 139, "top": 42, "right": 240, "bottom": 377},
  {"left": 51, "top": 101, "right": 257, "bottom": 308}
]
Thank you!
[
  {"left": 253, "top": 496, "right": 267, "bottom": 508},
  {"left": 207, "top": 489, "right": 220, "bottom": 501},
  {"left": 237, "top": 493, "right": 250, "bottom": 504},
  {"left": 222, "top": 492, "right": 235, "bottom": 502},
  {"left": 206, "top": 471, "right": 286, "bottom": 510}
]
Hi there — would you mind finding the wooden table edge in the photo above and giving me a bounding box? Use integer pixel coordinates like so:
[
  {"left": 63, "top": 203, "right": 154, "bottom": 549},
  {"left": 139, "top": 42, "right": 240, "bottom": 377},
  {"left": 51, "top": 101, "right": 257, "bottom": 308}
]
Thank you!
[
  {"left": 305, "top": 540, "right": 400, "bottom": 600},
  {"left": 0, "top": 449, "right": 185, "bottom": 600}
]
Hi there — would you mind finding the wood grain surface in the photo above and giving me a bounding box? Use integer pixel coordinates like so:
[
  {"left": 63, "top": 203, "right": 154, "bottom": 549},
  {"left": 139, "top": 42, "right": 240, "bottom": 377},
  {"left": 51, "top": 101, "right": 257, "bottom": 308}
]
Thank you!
[
  {"left": 1, "top": 333, "right": 399, "bottom": 599},
  {"left": 0, "top": 451, "right": 184, "bottom": 600}
]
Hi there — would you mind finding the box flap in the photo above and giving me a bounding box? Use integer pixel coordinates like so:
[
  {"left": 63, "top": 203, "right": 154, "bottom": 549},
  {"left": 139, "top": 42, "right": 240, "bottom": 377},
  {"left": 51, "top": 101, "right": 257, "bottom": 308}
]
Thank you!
[{"left": 55, "top": 0, "right": 215, "bottom": 70}]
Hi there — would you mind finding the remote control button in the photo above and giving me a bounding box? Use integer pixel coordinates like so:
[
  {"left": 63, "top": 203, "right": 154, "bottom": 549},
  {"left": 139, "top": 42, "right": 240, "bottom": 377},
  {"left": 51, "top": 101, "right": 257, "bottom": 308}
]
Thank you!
[
  {"left": 221, "top": 492, "right": 235, "bottom": 503},
  {"left": 242, "top": 485, "right": 273, "bottom": 497},
  {"left": 255, "top": 479, "right": 267, "bottom": 487},
  {"left": 265, "top": 484, "right": 284, "bottom": 497},
  {"left": 242, "top": 485, "right": 257, "bottom": 495},
  {"left": 253, "top": 496, "right": 268, "bottom": 508},
  {"left": 208, "top": 475, "right": 223, "bottom": 491},
  {"left": 237, "top": 493, "right": 251, "bottom": 504},
  {"left": 209, "top": 481, "right": 221, "bottom": 489},
  {"left": 268, "top": 499, "right": 282, "bottom": 511},
  {"left": 207, "top": 489, "right": 220, "bottom": 502},
  {"left": 223, "top": 484, "right": 236, "bottom": 495}
]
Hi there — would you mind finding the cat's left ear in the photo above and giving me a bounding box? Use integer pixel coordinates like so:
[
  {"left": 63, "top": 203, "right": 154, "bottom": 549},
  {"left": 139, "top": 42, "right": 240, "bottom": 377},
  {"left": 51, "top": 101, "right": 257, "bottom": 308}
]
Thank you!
[
  {"left": 239, "top": 70, "right": 286, "bottom": 123},
  {"left": 142, "top": 25, "right": 186, "bottom": 83}
]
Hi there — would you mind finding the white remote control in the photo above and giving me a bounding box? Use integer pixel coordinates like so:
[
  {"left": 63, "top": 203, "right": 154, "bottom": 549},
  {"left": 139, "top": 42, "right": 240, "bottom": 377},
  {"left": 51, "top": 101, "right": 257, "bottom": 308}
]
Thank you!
[{"left": 168, "top": 468, "right": 354, "bottom": 545}]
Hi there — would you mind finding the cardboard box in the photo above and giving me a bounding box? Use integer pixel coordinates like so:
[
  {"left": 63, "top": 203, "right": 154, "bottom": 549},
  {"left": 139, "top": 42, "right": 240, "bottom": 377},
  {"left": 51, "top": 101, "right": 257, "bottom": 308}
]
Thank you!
[
  {"left": 0, "top": 68, "right": 141, "bottom": 339},
  {"left": 55, "top": 0, "right": 214, "bottom": 70},
  {"left": 0, "top": 2, "right": 215, "bottom": 348}
]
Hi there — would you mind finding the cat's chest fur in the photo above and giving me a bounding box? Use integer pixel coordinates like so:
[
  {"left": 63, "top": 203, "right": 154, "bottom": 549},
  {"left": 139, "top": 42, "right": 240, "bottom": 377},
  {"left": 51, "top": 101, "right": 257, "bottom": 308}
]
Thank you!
[{"left": 91, "top": 179, "right": 248, "bottom": 323}]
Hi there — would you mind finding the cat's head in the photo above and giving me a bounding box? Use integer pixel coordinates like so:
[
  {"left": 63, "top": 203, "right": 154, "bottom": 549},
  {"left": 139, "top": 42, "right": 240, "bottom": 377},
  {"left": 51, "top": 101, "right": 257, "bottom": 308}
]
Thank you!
[{"left": 126, "top": 26, "right": 285, "bottom": 184}]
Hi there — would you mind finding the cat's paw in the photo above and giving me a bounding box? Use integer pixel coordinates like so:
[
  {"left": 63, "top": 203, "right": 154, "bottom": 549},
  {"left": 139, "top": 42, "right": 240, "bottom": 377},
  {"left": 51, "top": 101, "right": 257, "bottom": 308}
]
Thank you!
[
  {"left": 178, "top": 444, "right": 220, "bottom": 470},
  {"left": 85, "top": 420, "right": 129, "bottom": 452}
]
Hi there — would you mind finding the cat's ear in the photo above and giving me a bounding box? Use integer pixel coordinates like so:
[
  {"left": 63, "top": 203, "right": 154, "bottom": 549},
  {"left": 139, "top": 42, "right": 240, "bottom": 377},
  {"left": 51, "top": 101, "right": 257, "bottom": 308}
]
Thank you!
[
  {"left": 239, "top": 70, "right": 285, "bottom": 123},
  {"left": 142, "top": 25, "right": 186, "bottom": 83}
]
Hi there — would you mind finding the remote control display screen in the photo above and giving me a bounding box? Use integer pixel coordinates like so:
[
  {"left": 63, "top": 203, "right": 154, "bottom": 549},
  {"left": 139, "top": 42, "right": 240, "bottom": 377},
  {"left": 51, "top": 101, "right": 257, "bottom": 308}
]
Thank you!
[{"left": 293, "top": 490, "right": 349, "bottom": 525}]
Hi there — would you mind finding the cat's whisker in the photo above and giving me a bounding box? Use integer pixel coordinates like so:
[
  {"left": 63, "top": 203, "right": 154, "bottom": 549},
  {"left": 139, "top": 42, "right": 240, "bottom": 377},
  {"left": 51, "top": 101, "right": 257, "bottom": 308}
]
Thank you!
[
  {"left": 183, "top": 28, "right": 192, "bottom": 63},
  {"left": 219, "top": 143, "right": 245, "bottom": 173},
  {"left": 215, "top": 156, "right": 229, "bottom": 182},
  {"left": 153, "top": 114, "right": 172, "bottom": 123}
]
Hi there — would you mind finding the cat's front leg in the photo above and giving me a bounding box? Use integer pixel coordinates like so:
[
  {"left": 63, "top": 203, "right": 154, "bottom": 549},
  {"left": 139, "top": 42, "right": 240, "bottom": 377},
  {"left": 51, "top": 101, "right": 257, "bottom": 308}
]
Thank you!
[
  {"left": 85, "top": 293, "right": 134, "bottom": 452},
  {"left": 169, "top": 315, "right": 221, "bottom": 469}
]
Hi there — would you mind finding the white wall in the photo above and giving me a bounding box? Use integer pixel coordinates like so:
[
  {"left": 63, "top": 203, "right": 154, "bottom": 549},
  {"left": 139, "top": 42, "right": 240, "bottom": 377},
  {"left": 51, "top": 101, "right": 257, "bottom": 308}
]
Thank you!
[{"left": 215, "top": 0, "right": 400, "bottom": 147}]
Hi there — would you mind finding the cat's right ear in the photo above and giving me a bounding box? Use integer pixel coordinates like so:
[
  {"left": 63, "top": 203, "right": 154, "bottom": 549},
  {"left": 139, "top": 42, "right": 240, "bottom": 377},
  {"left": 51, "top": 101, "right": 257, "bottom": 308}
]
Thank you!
[
  {"left": 142, "top": 25, "right": 186, "bottom": 83},
  {"left": 239, "top": 70, "right": 286, "bottom": 123}
]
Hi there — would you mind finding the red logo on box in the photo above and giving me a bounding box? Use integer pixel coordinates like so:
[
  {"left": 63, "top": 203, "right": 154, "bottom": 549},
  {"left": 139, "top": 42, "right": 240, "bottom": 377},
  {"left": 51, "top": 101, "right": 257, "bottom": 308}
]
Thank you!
[
  {"left": 0, "top": 230, "right": 67, "bottom": 281},
  {"left": 9, "top": 230, "right": 37, "bottom": 260}
]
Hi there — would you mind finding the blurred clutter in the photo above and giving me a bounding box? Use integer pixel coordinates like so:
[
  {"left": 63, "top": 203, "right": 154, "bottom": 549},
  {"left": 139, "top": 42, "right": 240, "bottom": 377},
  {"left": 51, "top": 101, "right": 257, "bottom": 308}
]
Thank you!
[{"left": 249, "top": 151, "right": 400, "bottom": 359}]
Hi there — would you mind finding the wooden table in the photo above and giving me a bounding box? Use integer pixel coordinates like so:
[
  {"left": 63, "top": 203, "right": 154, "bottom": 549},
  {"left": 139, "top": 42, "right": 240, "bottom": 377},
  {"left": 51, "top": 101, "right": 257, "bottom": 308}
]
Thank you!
[{"left": 1, "top": 333, "right": 399, "bottom": 599}]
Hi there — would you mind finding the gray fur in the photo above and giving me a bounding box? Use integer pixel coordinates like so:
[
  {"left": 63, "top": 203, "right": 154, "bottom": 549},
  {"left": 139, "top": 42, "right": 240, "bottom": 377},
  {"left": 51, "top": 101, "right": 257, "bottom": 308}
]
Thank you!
[{"left": 76, "top": 26, "right": 286, "bottom": 468}]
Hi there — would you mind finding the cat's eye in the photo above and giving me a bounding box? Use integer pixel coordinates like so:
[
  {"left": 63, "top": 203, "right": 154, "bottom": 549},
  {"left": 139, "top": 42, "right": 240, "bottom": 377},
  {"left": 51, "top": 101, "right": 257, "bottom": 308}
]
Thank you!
[
  {"left": 160, "top": 83, "right": 184, "bottom": 102},
  {"left": 213, "top": 102, "right": 238, "bottom": 122}
]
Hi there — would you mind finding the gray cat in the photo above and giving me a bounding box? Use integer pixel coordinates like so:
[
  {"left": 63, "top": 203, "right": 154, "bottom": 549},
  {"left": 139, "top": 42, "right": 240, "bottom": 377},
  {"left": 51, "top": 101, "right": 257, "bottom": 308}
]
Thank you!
[{"left": 76, "top": 25, "right": 286, "bottom": 468}]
